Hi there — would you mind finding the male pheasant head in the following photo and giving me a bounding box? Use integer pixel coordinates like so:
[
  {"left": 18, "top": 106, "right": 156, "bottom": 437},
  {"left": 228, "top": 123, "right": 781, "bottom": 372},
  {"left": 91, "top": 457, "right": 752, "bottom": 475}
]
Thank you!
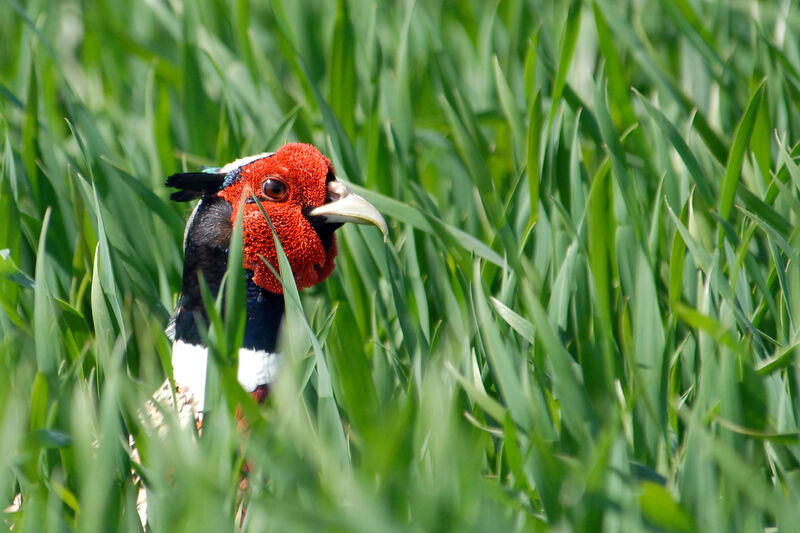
[{"left": 167, "top": 142, "right": 387, "bottom": 293}]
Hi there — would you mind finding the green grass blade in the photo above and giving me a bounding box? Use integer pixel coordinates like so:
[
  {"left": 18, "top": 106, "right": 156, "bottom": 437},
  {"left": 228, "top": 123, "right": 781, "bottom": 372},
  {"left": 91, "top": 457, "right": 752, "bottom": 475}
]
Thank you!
[{"left": 719, "top": 80, "right": 766, "bottom": 223}]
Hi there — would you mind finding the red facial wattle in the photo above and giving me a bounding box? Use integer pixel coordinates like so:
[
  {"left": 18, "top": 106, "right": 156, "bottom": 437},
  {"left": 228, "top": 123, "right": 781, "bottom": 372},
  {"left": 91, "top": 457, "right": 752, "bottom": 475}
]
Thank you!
[
  {"left": 217, "top": 143, "right": 338, "bottom": 294},
  {"left": 239, "top": 202, "right": 338, "bottom": 293}
]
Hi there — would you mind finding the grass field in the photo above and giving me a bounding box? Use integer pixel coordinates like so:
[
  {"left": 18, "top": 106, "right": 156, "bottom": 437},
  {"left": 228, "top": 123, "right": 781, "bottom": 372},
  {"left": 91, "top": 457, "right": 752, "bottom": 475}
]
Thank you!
[{"left": 2, "top": 0, "right": 800, "bottom": 531}]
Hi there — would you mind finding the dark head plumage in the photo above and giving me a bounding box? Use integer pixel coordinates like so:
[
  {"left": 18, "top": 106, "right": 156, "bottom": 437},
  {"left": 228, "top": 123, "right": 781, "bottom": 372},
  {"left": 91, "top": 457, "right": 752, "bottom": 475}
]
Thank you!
[{"left": 165, "top": 171, "right": 227, "bottom": 202}]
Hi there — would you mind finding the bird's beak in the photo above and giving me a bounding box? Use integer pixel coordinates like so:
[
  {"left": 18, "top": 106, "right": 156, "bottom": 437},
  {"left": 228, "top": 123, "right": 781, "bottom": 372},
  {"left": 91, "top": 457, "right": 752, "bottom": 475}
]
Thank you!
[{"left": 309, "top": 181, "right": 388, "bottom": 239}]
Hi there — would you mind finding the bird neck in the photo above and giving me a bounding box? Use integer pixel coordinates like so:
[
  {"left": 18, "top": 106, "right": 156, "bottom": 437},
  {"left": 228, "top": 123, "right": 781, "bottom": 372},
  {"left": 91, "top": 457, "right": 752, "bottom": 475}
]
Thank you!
[
  {"left": 173, "top": 195, "right": 285, "bottom": 352},
  {"left": 172, "top": 272, "right": 285, "bottom": 352},
  {"left": 242, "top": 270, "right": 285, "bottom": 351}
]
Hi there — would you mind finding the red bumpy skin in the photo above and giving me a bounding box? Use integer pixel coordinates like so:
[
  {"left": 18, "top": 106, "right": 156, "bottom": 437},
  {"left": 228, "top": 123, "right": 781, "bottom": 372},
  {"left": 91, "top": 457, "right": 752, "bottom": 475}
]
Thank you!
[{"left": 217, "top": 143, "right": 338, "bottom": 294}]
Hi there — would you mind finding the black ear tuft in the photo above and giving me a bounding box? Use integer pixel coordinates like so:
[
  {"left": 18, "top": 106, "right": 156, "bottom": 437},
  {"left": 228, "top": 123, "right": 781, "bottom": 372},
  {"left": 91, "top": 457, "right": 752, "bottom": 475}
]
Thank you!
[
  {"left": 169, "top": 188, "right": 206, "bottom": 202},
  {"left": 165, "top": 172, "right": 226, "bottom": 202}
]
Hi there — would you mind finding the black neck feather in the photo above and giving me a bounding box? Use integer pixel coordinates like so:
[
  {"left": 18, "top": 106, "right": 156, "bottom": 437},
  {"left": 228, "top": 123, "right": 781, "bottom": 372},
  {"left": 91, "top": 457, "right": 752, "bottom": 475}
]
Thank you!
[{"left": 172, "top": 195, "right": 284, "bottom": 351}]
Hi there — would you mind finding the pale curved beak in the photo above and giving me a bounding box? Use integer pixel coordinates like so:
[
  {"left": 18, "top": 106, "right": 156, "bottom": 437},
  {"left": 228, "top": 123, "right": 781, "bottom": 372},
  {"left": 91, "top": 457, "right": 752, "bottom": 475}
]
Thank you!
[{"left": 309, "top": 181, "right": 388, "bottom": 239}]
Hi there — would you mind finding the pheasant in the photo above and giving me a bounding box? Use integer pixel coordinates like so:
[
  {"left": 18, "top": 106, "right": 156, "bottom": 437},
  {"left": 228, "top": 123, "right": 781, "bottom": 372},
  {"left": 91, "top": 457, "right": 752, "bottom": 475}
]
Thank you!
[
  {"left": 162, "top": 142, "right": 387, "bottom": 420},
  {"left": 135, "top": 142, "right": 386, "bottom": 524}
]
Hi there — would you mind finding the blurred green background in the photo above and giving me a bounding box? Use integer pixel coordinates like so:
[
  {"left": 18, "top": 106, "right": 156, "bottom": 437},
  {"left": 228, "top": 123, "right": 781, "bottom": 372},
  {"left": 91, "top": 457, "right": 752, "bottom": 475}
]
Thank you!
[{"left": 2, "top": 0, "right": 800, "bottom": 531}]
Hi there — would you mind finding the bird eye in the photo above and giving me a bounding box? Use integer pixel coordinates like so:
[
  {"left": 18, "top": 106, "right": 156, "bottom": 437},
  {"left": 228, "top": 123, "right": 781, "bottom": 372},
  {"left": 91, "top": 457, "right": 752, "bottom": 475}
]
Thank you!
[{"left": 262, "top": 178, "right": 287, "bottom": 201}]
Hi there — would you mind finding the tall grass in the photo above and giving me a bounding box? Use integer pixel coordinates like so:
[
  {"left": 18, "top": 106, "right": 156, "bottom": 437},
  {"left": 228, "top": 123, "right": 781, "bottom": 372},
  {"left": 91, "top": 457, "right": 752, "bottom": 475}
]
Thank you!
[{"left": 2, "top": 0, "right": 800, "bottom": 531}]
